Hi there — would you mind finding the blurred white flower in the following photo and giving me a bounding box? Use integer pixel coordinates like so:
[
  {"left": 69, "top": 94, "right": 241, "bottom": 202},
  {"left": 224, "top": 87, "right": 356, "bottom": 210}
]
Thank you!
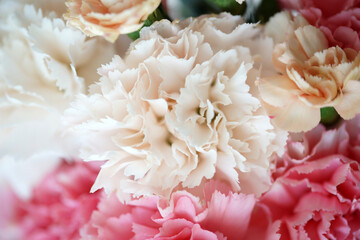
[
  {"left": 0, "top": 2, "right": 117, "bottom": 197},
  {"left": 65, "top": 13, "right": 287, "bottom": 201},
  {"left": 0, "top": 155, "right": 60, "bottom": 199}
]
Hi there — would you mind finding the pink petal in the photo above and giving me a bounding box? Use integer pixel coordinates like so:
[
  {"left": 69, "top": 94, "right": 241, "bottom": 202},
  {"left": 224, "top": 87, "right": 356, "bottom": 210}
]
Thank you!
[{"left": 201, "top": 191, "right": 256, "bottom": 240}]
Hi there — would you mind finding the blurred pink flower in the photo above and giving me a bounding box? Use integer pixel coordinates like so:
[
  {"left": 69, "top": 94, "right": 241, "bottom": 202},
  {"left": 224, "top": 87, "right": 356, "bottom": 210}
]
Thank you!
[
  {"left": 81, "top": 181, "right": 256, "bottom": 240},
  {"left": 0, "top": 187, "right": 23, "bottom": 239},
  {"left": 246, "top": 115, "right": 360, "bottom": 239},
  {"left": 11, "top": 161, "right": 102, "bottom": 240},
  {"left": 278, "top": 0, "right": 360, "bottom": 50}
]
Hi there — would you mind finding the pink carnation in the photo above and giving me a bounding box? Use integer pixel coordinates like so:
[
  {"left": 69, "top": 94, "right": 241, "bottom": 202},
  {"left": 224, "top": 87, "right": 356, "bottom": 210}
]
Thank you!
[
  {"left": 247, "top": 116, "right": 360, "bottom": 239},
  {"left": 81, "top": 181, "right": 256, "bottom": 240},
  {"left": 277, "top": 0, "right": 360, "bottom": 50},
  {"left": 80, "top": 194, "right": 160, "bottom": 240},
  {"left": 6, "top": 161, "right": 102, "bottom": 240}
]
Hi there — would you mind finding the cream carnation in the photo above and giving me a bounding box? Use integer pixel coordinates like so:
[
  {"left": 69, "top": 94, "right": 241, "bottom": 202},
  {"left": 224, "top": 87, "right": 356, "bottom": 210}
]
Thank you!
[
  {"left": 65, "top": 13, "right": 287, "bottom": 201},
  {"left": 0, "top": 3, "right": 116, "bottom": 197}
]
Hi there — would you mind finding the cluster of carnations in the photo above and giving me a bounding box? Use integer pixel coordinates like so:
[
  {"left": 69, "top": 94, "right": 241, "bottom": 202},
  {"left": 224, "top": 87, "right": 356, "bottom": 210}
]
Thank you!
[{"left": 1, "top": 0, "right": 360, "bottom": 239}]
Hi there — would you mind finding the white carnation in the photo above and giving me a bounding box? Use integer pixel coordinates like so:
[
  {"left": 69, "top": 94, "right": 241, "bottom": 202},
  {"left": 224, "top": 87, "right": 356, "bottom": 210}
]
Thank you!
[{"left": 66, "top": 13, "right": 287, "bottom": 201}]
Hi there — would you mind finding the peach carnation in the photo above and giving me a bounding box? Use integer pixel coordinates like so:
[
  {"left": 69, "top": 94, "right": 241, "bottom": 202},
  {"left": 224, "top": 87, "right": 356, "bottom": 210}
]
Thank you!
[
  {"left": 260, "top": 12, "right": 360, "bottom": 132},
  {"left": 64, "top": 0, "right": 162, "bottom": 42},
  {"left": 65, "top": 13, "right": 286, "bottom": 201}
]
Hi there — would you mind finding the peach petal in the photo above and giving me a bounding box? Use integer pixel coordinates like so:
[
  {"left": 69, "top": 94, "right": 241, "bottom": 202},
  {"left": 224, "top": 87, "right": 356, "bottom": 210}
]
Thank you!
[
  {"left": 265, "top": 97, "right": 320, "bottom": 132},
  {"left": 290, "top": 25, "right": 328, "bottom": 61},
  {"left": 259, "top": 76, "right": 301, "bottom": 107}
]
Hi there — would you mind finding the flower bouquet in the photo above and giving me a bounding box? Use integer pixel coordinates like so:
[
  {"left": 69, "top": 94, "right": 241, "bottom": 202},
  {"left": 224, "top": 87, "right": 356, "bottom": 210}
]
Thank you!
[{"left": 1, "top": 0, "right": 360, "bottom": 239}]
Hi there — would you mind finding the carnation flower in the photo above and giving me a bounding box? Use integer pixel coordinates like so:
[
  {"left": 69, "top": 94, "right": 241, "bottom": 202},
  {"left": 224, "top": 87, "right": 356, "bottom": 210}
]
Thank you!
[
  {"left": 153, "top": 187, "right": 256, "bottom": 240},
  {"left": 259, "top": 12, "right": 360, "bottom": 132},
  {"left": 246, "top": 115, "right": 360, "bottom": 239},
  {"left": 277, "top": 0, "right": 360, "bottom": 51},
  {"left": 0, "top": 3, "right": 115, "bottom": 168},
  {"left": 64, "top": 0, "right": 162, "bottom": 42},
  {"left": 3, "top": 161, "right": 102, "bottom": 240},
  {"left": 81, "top": 181, "right": 256, "bottom": 240},
  {"left": 65, "top": 13, "right": 286, "bottom": 201}
]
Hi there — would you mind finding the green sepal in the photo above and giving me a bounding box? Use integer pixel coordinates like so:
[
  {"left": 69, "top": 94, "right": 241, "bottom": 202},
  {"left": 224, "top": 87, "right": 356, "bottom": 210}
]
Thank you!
[{"left": 320, "top": 107, "right": 340, "bottom": 126}]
